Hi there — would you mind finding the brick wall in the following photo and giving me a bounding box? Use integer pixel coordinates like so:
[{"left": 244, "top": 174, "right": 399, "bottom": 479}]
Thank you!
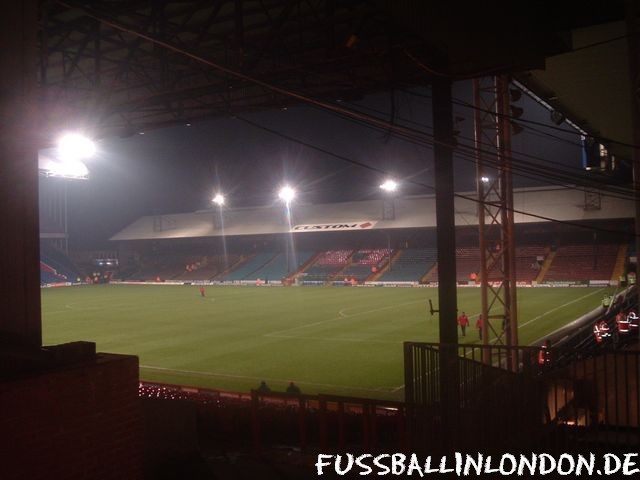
[{"left": 0, "top": 353, "right": 142, "bottom": 480}]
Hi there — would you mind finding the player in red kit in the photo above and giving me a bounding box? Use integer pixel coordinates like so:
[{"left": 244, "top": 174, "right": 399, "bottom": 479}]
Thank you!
[
  {"left": 199, "top": 286, "right": 205, "bottom": 297},
  {"left": 458, "top": 312, "right": 469, "bottom": 337}
]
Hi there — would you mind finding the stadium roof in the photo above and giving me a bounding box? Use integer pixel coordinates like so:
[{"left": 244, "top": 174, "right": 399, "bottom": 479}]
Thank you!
[
  {"left": 517, "top": 20, "right": 634, "bottom": 160},
  {"left": 110, "top": 186, "right": 634, "bottom": 241},
  {"left": 40, "top": 1, "right": 622, "bottom": 139}
]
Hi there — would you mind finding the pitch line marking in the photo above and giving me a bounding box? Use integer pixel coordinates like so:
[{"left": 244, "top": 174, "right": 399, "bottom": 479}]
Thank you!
[
  {"left": 61, "top": 302, "right": 128, "bottom": 312},
  {"left": 528, "top": 287, "right": 606, "bottom": 345},
  {"left": 462, "top": 287, "right": 607, "bottom": 356},
  {"left": 139, "top": 365, "right": 396, "bottom": 393},
  {"left": 399, "top": 289, "right": 607, "bottom": 387},
  {"left": 265, "top": 299, "right": 425, "bottom": 337},
  {"left": 518, "top": 287, "right": 605, "bottom": 329},
  {"left": 265, "top": 333, "right": 402, "bottom": 344}
]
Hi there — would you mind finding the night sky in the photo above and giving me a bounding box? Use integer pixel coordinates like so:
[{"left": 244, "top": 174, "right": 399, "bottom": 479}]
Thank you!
[{"left": 45, "top": 81, "right": 582, "bottom": 250}]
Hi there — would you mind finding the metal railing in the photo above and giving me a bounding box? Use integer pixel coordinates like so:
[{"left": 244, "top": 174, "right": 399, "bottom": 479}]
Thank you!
[
  {"left": 404, "top": 342, "right": 640, "bottom": 453},
  {"left": 250, "top": 390, "right": 407, "bottom": 454}
]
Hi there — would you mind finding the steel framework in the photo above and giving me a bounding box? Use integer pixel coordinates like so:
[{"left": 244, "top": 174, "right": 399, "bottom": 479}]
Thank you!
[
  {"left": 473, "top": 75, "right": 518, "bottom": 368},
  {"left": 36, "top": 1, "right": 583, "bottom": 142},
  {"left": 38, "top": 0, "right": 413, "bottom": 139}
]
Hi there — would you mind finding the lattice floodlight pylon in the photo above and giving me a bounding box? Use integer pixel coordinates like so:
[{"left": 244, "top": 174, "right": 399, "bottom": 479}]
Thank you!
[{"left": 473, "top": 75, "right": 519, "bottom": 369}]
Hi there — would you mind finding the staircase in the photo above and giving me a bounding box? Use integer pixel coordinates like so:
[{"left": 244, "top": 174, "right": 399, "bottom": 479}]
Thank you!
[
  {"left": 329, "top": 251, "right": 358, "bottom": 282},
  {"left": 368, "top": 249, "right": 402, "bottom": 281},
  {"left": 421, "top": 262, "right": 438, "bottom": 283},
  {"left": 611, "top": 244, "right": 629, "bottom": 284},
  {"left": 535, "top": 249, "right": 555, "bottom": 283},
  {"left": 292, "top": 251, "right": 322, "bottom": 277},
  {"left": 213, "top": 254, "right": 252, "bottom": 280}
]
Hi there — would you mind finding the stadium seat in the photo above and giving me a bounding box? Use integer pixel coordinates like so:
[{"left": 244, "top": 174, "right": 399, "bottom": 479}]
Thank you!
[
  {"left": 340, "top": 249, "right": 393, "bottom": 282},
  {"left": 304, "top": 250, "right": 354, "bottom": 282},
  {"left": 545, "top": 244, "right": 619, "bottom": 282},
  {"left": 380, "top": 248, "right": 437, "bottom": 282}
]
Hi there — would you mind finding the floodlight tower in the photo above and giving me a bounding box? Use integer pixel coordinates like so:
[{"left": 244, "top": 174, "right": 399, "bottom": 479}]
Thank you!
[
  {"left": 279, "top": 185, "right": 296, "bottom": 275},
  {"left": 212, "top": 192, "right": 228, "bottom": 270},
  {"left": 39, "top": 132, "right": 96, "bottom": 253},
  {"left": 278, "top": 185, "right": 295, "bottom": 206},
  {"left": 379, "top": 179, "right": 399, "bottom": 271},
  {"left": 473, "top": 75, "right": 519, "bottom": 370},
  {"left": 379, "top": 178, "right": 398, "bottom": 193},
  {"left": 212, "top": 193, "right": 225, "bottom": 207}
]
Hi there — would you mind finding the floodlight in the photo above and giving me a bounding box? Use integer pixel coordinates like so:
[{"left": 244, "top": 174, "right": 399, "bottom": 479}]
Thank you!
[
  {"left": 57, "top": 133, "right": 96, "bottom": 161},
  {"left": 480, "top": 176, "right": 490, "bottom": 184},
  {"left": 212, "top": 193, "right": 225, "bottom": 206},
  {"left": 49, "top": 159, "right": 89, "bottom": 179},
  {"left": 278, "top": 185, "right": 296, "bottom": 204},
  {"left": 379, "top": 179, "right": 398, "bottom": 192}
]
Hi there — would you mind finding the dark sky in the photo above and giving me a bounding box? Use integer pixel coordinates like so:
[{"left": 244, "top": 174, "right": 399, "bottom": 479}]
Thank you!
[{"left": 43, "top": 80, "right": 582, "bottom": 250}]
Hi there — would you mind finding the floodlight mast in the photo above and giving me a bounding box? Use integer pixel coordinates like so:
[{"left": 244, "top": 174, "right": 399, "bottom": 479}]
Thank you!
[
  {"left": 278, "top": 185, "right": 296, "bottom": 205},
  {"left": 57, "top": 132, "right": 96, "bottom": 161},
  {"left": 379, "top": 178, "right": 398, "bottom": 192},
  {"left": 474, "top": 75, "right": 518, "bottom": 369},
  {"left": 212, "top": 193, "right": 225, "bottom": 206},
  {"left": 379, "top": 179, "right": 399, "bottom": 271},
  {"left": 211, "top": 191, "right": 228, "bottom": 270},
  {"left": 278, "top": 185, "right": 297, "bottom": 274}
]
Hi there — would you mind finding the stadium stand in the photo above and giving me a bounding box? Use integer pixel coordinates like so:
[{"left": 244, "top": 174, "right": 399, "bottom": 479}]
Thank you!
[
  {"left": 513, "top": 245, "right": 547, "bottom": 282},
  {"left": 132, "top": 253, "right": 198, "bottom": 281},
  {"left": 544, "top": 244, "right": 619, "bottom": 282},
  {"left": 40, "top": 261, "right": 69, "bottom": 284},
  {"left": 220, "top": 252, "right": 276, "bottom": 281},
  {"left": 172, "top": 254, "right": 241, "bottom": 281},
  {"left": 40, "top": 244, "right": 81, "bottom": 284},
  {"left": 485, "top": 245, "right": 547, "bottom": 282},
  {"left": 380, "top": 248, "right": 437, "bottom": 282},
  {"left": 424, "top": 246, "right": 481, "bottom": 283},
  {"left": 454, "top": 247, "right": 481, "bottom": 282},
  {"left": 106, "top": 239, "right": 629, "bottom": 285},
  {"left": 316, "top": 249, "right": 353, "bottom": 265},
  {"left": 243, "top": 251, "right": 314, "bottom": 281},
  {"left": 339, "top": 249, "right": 392, "bottom": 282},
  {"left": 303, "top": 249, "right": 353, "bottom": 282}
]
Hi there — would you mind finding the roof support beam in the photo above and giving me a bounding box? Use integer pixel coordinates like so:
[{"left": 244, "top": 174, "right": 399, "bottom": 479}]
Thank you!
[
  {"left": 0, "top": 0, "right": 41, "bottom": 348},
  {"left": 625, "top": 0, "right": 640, "bottom": 309},
  {"left": 431, "top": 77, "right": 460, "bottom": 450}
]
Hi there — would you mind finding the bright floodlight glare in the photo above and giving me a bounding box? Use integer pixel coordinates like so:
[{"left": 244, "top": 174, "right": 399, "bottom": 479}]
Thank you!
[
  {"left": 50, "top": 159, "right": 89, "bottom": 179},
  {"left": 278, "top": 185, "right": 296, "bottom": 203},
  {"left": 379, "top": 179, "right": 398, "bottom": 192},
  {"left": 57, "top": 133, "right": 96, "bottom": 161},
  {"left": 480, "top": 176, "right": 490, "bottom": 183},
  {"left": 212, "top": 193, "right": 225, "bottom": 206}
]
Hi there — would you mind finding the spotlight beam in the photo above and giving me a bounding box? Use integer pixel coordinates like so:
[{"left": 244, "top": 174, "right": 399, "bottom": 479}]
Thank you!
[
  {"left": 278, "top": 185, "right": 296, "bottom": 204},
  {"left": 57, "top": 133, "right": 96, "bottom": 161},
  {"left": 212, "top": 193, "right": 225, "bottom": 206},
  {"left": 379, "top": 179, "right": 398, "bottom": 192}
]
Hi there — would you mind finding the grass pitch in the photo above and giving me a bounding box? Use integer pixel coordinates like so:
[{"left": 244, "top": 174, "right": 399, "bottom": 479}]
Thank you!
[{"left": 41, "top": 284, "right": 611, "bottom": 399}]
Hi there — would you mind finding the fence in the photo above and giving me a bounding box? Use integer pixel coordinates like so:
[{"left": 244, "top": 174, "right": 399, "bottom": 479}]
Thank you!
[
  {"left": 139, "top": 341, "right": 639, "bottom": 454},
  {"left": 138, "top": 382, "right": 407, "bottom": 453},
  {"left": 250, "top": 391, "right": 407, "bottom": 454},
  {"left": 404, "top": 342, "right": 640, "bottom": 453}
]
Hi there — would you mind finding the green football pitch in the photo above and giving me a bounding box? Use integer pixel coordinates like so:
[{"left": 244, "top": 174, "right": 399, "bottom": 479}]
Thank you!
[{"left": 41, "top": 284, "right": 612, "bottom": 399}]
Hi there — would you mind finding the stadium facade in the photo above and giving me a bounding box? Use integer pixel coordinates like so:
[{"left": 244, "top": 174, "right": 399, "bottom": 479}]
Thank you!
[
  {"left": 106, "top": 186, "right": 636, "bottom": 287},
  {"left": 111, "top": 186, "right": 633, "bottom": 241}
]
